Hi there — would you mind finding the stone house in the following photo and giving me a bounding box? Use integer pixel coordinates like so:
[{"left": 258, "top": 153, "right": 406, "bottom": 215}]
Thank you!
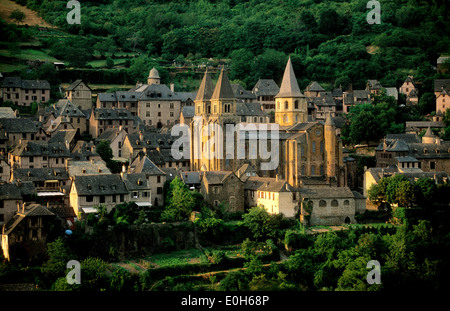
[
  {"left": 436, "top": 87, "right": 448, "bottom": 115},
  {"left": 299, "top": 187, "right": 365, "bottom": 226},
  {"left": 69, "top": 174, "right": 129, "bottom": 217},
  {"left": 121, "top": 172, "right": 152, "bottom": 208},
  {"left": 64, "top": 79, "right": 92, "bottom": 110},
  {"left": 0, "top": 183, "right": 25, "bottom": 227},
  {"left": 1, "top": 203, "right": 56, "bottom": 261},
  {"left": 304, "top": 81, "right": 325, "bottom": 98},
  {"left": 70, "top": 141, "right": 102, "bottom": 162},
  {"left": 96, "top": 127, "right": 128, "bottom": 160},
  {"left": 399, "top": 75, "right": 417, "bottom": 97},
  {"left": 0, "top": 118, "right": 39, "bottom": 153},
  {"left": 200, "top": 171, "right": 244, "bottom": 212},
  {"left": 96, "top": 91, "right": 140, "bottom": 116},
  {"left": 50, "top": 99, "right": 88, "bottom": 135},
  {"left": 1, "top": 77, "right": 50, "bottom": 106},
  {"left": 363, "top": 166, "right": 449, "bottom": 198},
  {"left": 365, "top": 80, "right": 383, "bottom": 96},
  {"left": 232, "top": 84, "right": 257, "bottom": 103},
  {"left": 252, "top": 79, "right": 279, "bottom": 112},
  {"left": 9, "top": 140, "right": 71, "bottom": 169},
  {"left": 0, "top": 155, "right": 10, "bottom": 182},
  {"left": 375, "top": 132, "right": 450, "bottom": 173},
  {"left": 180, "top": 106, "right": 195, "bottom": 125},
  {"left": 136, "top": 83, "right": 182, "bottom": 128},
  {"left": 89, "top": 108, "right": 142, "bottom": 138},
  {"left": 236, "top": 102, "right": 270, "bottom": 123},
  {"left": 243, "top": 176, "right": 300, "bottom": 218},
  {"left": 128, "top": 154, "right": 167, "bottom": 207}
]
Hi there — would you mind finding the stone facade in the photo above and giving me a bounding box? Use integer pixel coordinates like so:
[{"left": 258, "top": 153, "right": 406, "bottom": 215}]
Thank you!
[
  {"left": 65, "top": 80, "right": 92, "bottom": 110},
  {"left": 200, "top": 171, "right": 244, "bottom": 212}
]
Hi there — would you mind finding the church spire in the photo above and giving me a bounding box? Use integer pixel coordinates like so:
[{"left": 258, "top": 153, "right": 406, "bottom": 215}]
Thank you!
[
  {"left": 195, "top": 69, "right": 214, "bottom": 102},
  {"left": 211, "top": 67, "right": 235, "bottom": 101},
  {"left": 276, "top": 57, "right": 303, "bottom": 98}
]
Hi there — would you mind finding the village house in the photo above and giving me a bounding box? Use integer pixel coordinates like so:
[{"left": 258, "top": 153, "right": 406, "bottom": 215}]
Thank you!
[
  {"left": 405, "top": 120, "right": 445, "bottom": 135},
  {"left": 69, "top": 174, "right": 129, "bottom": 217},
  {"left": 299, "top": 186, "right": 365, "bottom": 226},
  {"left": 48, "top": 99, "right": 88, "bottom": 135},
  {"left": 89, "top": 108, "right": 142, "bottom": 138},
  {"left": 375, "top": 131, "right": 450, "bottom": 173},
  {"left": 232, "top": 84, "right": 257, "bottom": 103},
  {"left": 1, "top": 77, "right": 50, "bottom": 106},
  {"left": 2, "top": 203, "right": 56, "bottom": 261},
  {"left": 128, "top": 154, "right": 167, "bottom": 207},
  {"left": 363, "top": 167, "right": 449, "bottom": 198},
  {"left": 70, "top": 140, "right": 102, "bottom": 162},
  {"left": 436, "top": 87, "right": 449, "bottom": 115},
  {"left": 96, "top": 91, "right": 140, "bottom": 116},
  {"left": 9, "top": 140, "right": 71, "bottom": 169},
  {"left": 66, "top": 159, "right": 111, "bottom": 177},
  {"left": 200, "top": 170, "right": 244, "bottom": 212},
  {"left": 0, "top": 118, "right": 40, "bottom": 152},
  {"left": 121, "top": 172, "right": 153, "bottom": 208},
  {"left": 96, "top": 127, "right": 128, "bottom": 160},
  {"left": 365, "top": 79, "right": 383, "bottom": 96},
  {"left": 252, "top": 79, "right": 279, "bottom": 112},
  {"left": 11, "top": 167, "right": 70, "bottom": 193},
  {"left": 0, "top": 155, "right": 10, "bottom": 182},
  {"left": 236, "top": 102, "right": 270, "bottom": 123},
  {"left": 180, "top": 106, "right": 195, "bottom": 125},
  {"left": 64, "top": 79, "right": 93, "bottom": 110},
  {"left": 304, "top": 81, "right": 325, "bottom": 98},
  {"left": 243, "top": 175, "right": 300, "bottom": 218},
  {"left": 399, "top": 75, "right": 417, "bottom": 97}
]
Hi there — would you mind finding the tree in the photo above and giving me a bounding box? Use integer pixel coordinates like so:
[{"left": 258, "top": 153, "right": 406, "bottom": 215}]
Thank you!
[
  {"left": 161, "top": 177, "right": 197, "bottom": 222},
  {"left": 106, "top": 57, "right": 114, "bottom": 69},
  {"left": 242, "top": 206, "right": 280, "bottom": 241},
  {"left": 96, "top": 140, "right": 120, "bottom": 173},
  {"left": 418, "top": 93, "right": 436, "bottom": 115},
  {"left": 41, "top": 237, "right": 74, "bottom": 284},
  {"left": 413, "top": 178, "right": 437, "bottom": 207},
  {"left": 9, "top": 9, "right": 25, "bottom": 24}
]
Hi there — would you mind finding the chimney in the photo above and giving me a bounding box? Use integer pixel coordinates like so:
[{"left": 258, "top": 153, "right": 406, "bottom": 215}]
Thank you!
[
  {"left": 122, "top": 164, "right": 126, "bottom": 173},
  {"left": 170, "top": 83, "right": 175, "bottom": 92},
  {"left": 39, "top": 115, "right": 44, "bottom": 122},
  {"left": 139, "top": 131, "right": 143, "bottom": 141},
  {"left": 22, "top": 202, "right": 26, "bottom": 213}
]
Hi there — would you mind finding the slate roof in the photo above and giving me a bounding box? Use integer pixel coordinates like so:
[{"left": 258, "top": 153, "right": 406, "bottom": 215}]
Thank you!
[
  {"left": 305, "top": 81, "right": 325, "bottom": 92},
  {"left": 54, "top": 100, "right": 87, "bottom": 118},
  {"left": 211, "top": 68, "right": 236, "bottom": 101},
  {"left": 276, "top": 57, "right": 304, "bottom": 98},
  {"left": 0, "top": 107, "right": 15, "bottom": 118},
  {"left": 93, "top": 108, "right": 134, "bottom": 120},
  {"left": 131, "top": 154, "right": 165, "bottom": 176},
  {"left": 48, "top": 129, "right": 77, "bottom": 144},
  {"left": 180, "top": 171, "right": 202, "bottom": 185},
  {"left": 1, "top": 77, "right": 50, "bottom": 90},
  {"left": 115, "top": 91, "right": 140, "bottom": 102},
  {"left": 385, "top": 134, "right": 421, "bottom": 143},
  {"left": 73, "top": 174, "right": 128, "bottom": 196},
  {"left": 434, "top": 79, "right": 450, "bottom": 93},
  {"left": 0, "top": 118, "right": 39, "bottom": 133},
  {"left": 138, "top": 83, "right": 181, "bottom": 101},
  {"left": 244, "top": 176, "right": 297, "bottom": 193},
  {"left": 203, "top": 171, "right": 234, "bottom": 185},
  {"left": 65, "top": 79, "right": 91, "bottom": 91},
  {"left": 195, "top": 70, "right": 215, "bottom": 102},
  {"left": 127, "top": 132, "right": 175, "bottom": 150},
  {"left": 10, "top": 141, "right": 71, "bottom": 157},
  {"left": 231, "top": 84, "right": 257, "bottom": 100},
  {"left": 181, "top": 106, "right": 195, "bottom": 119},
  {"left": 98, "top": 92, "right": 117, "bottom": 102},
  {"left": 252, "top": 79, "right": 279, "bottom": 97},
  {"left": 366, "top": 80, "right": 383, "bottom": 90},
  {"left": 3, "top": 204, "right": 55, "bottom": 235},
  {"left": 122, "top": 173, "right": 150, "bottom": 191},
  {"left": 299, "top": 186, "right": 355, "bottom": 199},
  {"left": 67, "top": 160, "right": 111, "bottom": 176},
  {"left": 285, "top": 122, "right": 317, "bottom": 132},
  {"left": 236, "top": 102, "right": 267, "bottom": 117},
  {"left": 0, "top": 183, "right": 24, "bottom": 200},
  {"left": 12, "top": 167, "right": 69, "bottom": 182}
]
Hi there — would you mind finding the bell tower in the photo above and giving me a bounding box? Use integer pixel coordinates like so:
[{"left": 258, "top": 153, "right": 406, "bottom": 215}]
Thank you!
[{"left": 275, "top": 57, "right": 307, "bottom": 126}]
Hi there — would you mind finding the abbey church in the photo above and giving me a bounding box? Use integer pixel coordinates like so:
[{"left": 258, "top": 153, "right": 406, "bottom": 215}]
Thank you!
[{"left": 190, "top": 57, "right": 347, "bottom": 188}]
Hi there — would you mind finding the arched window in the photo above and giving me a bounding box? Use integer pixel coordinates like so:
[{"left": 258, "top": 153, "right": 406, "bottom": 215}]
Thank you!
[
  {"left": 344, "top": 200, "right": 350, "bottom": 206},
  {"left": 312, "top": 141, "right": 316, "bottom": 153},
  {"left": 331, "top": 199, "right": 339, "bottom": 207},
  {"left": 320, "top": 165, "right": 324, "bottom": 175},
  {"left": 277, "top": 101, "right": 280, "bottom": 110},
  {"left": 284, "top": 115, "right": 289, "bottom": 123},
  {"left": 301, "top": 165, "right": 306, "bottom": 175},
  {"left": 320, "top": 141, "right": 324, "bottom": 153},
  {"left": 311, "top": 165, "right": 316, "bottom": 175},
  {"left": 319, "top": 200, "right": 327, "bottom": 207},
  {"left": 301, "top": 145, "right": 305, "bottom": 156},
  {"left": 295, "top": 100, "right": 299, "bottom": 109},
  {"left": 285, "top": 101, "right": 289, "bottom": 110}
]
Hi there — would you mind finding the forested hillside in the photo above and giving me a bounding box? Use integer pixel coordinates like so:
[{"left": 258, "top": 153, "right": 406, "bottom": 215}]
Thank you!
[{"left": 4, "top": 0, "right": 450, "bottom": 91}]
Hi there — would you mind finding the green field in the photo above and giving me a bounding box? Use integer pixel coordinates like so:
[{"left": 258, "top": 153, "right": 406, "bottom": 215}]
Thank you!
[{"left": 0, "top": 48, "right": 60, "bottom": 62}]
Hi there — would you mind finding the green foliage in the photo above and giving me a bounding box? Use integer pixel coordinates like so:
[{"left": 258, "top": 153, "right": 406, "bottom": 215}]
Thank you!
[
  {"left": 241, "top": 206, "right": 281, "bottom": 241},
  {"left": 162, "top": 177, "right": 201, "bottom": 222},
  {"left": 9, "top": 9, "right": 25, "bottom": 23}
]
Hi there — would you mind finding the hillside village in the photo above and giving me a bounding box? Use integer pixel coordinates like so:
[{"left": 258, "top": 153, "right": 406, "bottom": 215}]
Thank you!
[{"left": 1, "top": 55, "right": 449, "bottom": 264}]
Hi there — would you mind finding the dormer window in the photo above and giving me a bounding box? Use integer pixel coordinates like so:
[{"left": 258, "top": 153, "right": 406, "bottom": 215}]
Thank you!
[{"left": 87, "top": 184, "right": 92, "bottom": 190}]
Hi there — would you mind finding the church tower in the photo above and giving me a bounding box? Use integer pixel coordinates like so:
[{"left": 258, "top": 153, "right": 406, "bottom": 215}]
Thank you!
[
  {"left": 324, "top": 113, "right": 337, "bottom": 180},
  {"left": 147, "top": 67, "right": 160, "bottom": 85},
  {"left": 275, "top": 57, "right": 307, "bottom": 126},
  {"left": 194, "top": 69, "right": 214, "bottom": 117}
]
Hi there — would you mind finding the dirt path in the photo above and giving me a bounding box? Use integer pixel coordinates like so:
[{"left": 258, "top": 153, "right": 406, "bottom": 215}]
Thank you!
[{"left": 0, "top": 0, "right": 55, "bottom": 28}]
